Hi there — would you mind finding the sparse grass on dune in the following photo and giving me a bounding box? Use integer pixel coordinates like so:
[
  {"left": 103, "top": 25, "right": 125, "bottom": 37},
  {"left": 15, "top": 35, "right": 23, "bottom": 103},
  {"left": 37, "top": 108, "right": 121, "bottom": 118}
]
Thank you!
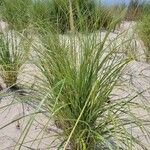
[
  {"left": 0, "top": 31, "right": 31, "bottom": 88},
  {"left": 125, "top": 0, "right": 143, "bottom": 21},
  {"left": 137, "top": 3, "right": 150, "bottom": 62}
]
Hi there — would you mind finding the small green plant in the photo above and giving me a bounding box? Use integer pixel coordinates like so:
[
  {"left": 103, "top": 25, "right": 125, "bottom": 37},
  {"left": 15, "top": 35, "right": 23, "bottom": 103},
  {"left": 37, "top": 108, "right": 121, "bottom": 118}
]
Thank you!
[{"left": 0, "top": 31, "right": 31, "bottom": 88}]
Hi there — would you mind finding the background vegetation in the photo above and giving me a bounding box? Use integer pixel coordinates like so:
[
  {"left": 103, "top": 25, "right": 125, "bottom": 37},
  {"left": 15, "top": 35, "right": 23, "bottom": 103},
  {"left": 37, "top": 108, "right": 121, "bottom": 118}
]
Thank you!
[
  {"left": 1, "top": 0, "right": 118, "bottom": 33},
  {"left": 125, "top": 0, "right": 143, "bottom": 21},
  {"left": 1, "top": 0, "right": 31, "bottom": 31},
  {"left": 137, "top": 2, "right": 150, "bottom": 62}
]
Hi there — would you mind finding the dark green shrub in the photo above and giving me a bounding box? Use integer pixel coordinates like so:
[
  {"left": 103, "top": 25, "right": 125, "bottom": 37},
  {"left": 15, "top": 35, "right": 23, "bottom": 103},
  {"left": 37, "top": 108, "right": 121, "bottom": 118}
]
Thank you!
[{"left": 0, "top": 0, "right": 3, "bottom": 6}]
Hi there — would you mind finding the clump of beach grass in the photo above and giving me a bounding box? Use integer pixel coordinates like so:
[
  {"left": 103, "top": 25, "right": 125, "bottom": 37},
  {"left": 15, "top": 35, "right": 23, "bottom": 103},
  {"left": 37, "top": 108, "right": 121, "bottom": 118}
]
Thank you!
[
  {"left": 0, "top": 31, "right": 31, "bottom": 89},
  {"left": 22, "top": 21, "right": 150, "bottom": 149}
]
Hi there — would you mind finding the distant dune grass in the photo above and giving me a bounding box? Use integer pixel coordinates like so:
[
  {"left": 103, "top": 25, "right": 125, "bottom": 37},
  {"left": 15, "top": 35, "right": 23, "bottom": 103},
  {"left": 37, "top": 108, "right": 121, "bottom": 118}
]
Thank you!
[
  {"left": 1, "top": 0, "right": 119, "bottom": 34},
  {"left": 137, "top": 3, "right": 150, "bottom": 62},
  {"left": 30, "top": 0, "right": 117, "bottom": 33},
  {"left": 1, "top": 0, "right": 31, "bottom": 31},
  {"left": 125, "top": 0, "right": 143, "bottom": 21}
]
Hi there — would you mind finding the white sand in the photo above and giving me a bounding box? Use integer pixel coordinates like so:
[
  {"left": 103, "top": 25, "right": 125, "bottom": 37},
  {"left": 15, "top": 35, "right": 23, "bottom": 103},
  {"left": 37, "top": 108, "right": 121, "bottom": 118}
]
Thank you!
[{"left": 0, "top": 20, "right": 8, "bottom": 32}]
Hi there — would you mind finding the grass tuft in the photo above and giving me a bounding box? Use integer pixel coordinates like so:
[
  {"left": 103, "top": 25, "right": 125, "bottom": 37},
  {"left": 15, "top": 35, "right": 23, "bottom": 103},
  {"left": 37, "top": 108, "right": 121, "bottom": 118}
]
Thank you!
[
  {"left": 30, "top": 25, "right": 150, "bottom": 149},
  {"left": 0, "top": 31, "right": 31, "bottom": 88},
  {"left": 137, "top": 2, "right": 150, "bottom": 62}
]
